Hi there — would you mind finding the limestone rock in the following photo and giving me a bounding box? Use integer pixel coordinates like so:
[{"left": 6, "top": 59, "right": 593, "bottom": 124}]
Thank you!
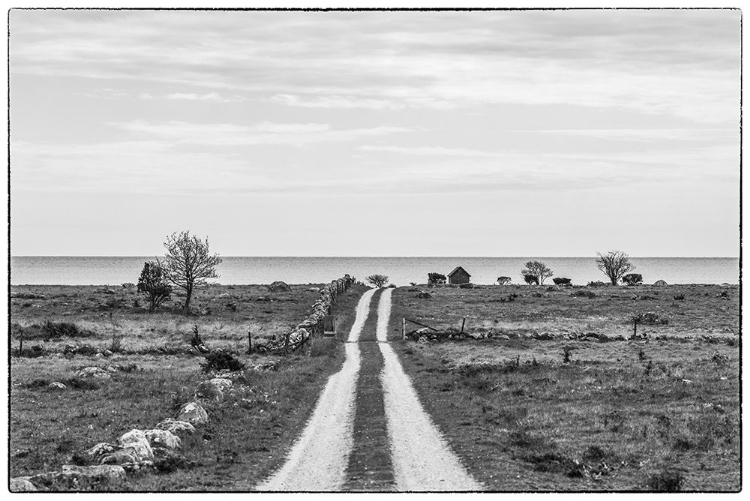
[
  {"left": 76, "top": 367, "right": 111, "bottom": 379},
  {"left": 156, "top": 418, "right": 196, "bottom": 436},
  {"left": 48, "top": 381, "right": 67, "bottom": 390},
  {"left": 118, "top": 429, "right": 154, "bottom": 461},
  {"left": 144, "top": 429, "right": 181, "bottom": 450},
  {"left": 86, "top": 442, "right": 121, "bottom": 460},
  {"left": 177, "top": 402, "right": 209, "bottom": 425},
  {"left": 10, "top": 477, "right": 37, "bottom": 492},
  {"left": 100, "top": 448, "right": 140, "bottom": 465}
]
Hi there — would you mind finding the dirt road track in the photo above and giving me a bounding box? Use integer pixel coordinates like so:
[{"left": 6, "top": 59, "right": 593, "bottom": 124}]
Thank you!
[{"left": 257, "top": 287, "right": 481, "bottom": 491}]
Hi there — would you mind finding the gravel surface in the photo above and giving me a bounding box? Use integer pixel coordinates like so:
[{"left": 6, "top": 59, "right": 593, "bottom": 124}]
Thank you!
[
  {"left": 377, "top": 292, "right": 483, "bottom": 491},
  {"left": 256, "top": 289, "right": 375, "bottom": 491},
  {"left": 257, "top": 287, "right": 481, "bottom": 491}
]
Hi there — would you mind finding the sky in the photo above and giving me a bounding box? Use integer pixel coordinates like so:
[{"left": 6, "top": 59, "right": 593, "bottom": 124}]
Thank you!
[{"left": 8, "top": 8, "right": 741, "bottom": 257}]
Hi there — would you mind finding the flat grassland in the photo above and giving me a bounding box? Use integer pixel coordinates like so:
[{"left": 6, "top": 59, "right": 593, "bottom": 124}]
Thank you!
[
  {"left": 9, "top": 283, "right": 368, "bottom": 490},
  {"left": 389, "top": 283, "right": 740, "bottom": 492}
]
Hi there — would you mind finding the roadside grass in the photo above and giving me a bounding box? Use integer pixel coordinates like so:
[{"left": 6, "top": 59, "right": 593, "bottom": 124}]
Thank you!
[
  {"left": 10, "top": 283, "right": 368, "bottom": 491},
  {"left": 389, "top": 284, "right": 740, "bottom": 491}
]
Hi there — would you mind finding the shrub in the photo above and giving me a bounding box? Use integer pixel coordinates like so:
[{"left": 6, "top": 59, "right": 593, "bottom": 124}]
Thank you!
[
  {"left": 622, "top": 273, "right": 643, "bottom": 286},
  {"left": 366, "top": 274, "right": 389, "bottom": 288},
  {"left": 552, "top": 277, "right": 572, "bottom": 286},
  {"left": 521, "top": 261, "right": 553, "bottom": 285},
  {"left": 428, "top": 273, "right": 446, "bottom": 285},
  {"left": 524, "top": 274, "right": 539, "bottom": 285},
  {"left": 596, "top": 250, "right": 635, "bottom": 285},
  {"left": 41, "top": 321, "right": 93, "bottom": 339},
  {"left": 137, "top": 260, "right": 172, "bottom": 313},
  {"left": 571, "top": 290, "right": 596, "bottom": 299},
  {"left": 459, "top": 283, "right": 474, "bottom": 289},
  {"left": 647, "top": 469, "right": 685, "bottom": 491},
  {"left": 587, "top": 281, "right": 607, "bottom": 287},
  {"left": 634, "top": 312, "right": 668, "bottom": 325},
  {"left": 200, "top": 351, "right": 246, "bottom": 373},
  {"left": 496, "top": 276, "right": 512, "bottom": 285},
  {"left": 673, "top": 294, "right": 685, "bottom": 300}
]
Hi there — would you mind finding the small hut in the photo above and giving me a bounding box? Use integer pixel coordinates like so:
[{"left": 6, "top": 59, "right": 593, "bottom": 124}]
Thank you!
[{"left": 447, "top": 266, "right": 471, "bottom": 285}]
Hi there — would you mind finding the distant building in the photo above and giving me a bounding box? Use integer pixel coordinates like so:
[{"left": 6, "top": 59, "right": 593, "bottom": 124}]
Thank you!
[{"left": 447, "top": 266, "right": 471, "bottom": 285}]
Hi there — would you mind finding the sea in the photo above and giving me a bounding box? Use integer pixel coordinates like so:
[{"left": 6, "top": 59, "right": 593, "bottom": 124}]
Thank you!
[{"left": 8, "top": 256, "right": 740, "bottom": 286}]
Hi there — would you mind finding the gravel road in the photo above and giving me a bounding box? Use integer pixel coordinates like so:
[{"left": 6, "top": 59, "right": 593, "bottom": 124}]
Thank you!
[
  {"left": 257, "top": 287, "right": 481, "bottom": 491},
  {"left": 257, "top": 289, "right": 375, "bottom": 491},
  {"left": 377, "top": 290, "right": 482, "bottom": 491}
]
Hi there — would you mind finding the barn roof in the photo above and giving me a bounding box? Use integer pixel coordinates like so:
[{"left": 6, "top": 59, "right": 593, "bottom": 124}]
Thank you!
[{"left": 447, "top": 266, "right": 471, "bottom": 277}]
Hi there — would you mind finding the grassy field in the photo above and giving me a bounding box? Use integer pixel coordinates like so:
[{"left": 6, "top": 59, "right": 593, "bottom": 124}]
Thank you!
[
  {"left": 9, "top": 282, "right": 369, "bottom": 490},
  {"left": 389, "top": 283, "right": 740, "bottom": 492}
]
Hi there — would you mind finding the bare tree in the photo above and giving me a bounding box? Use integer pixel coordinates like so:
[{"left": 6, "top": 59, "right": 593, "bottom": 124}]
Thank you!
[
  {"left": 163, "top": 231, "right": 222, "bottom": 313},
  {"left": 366, "top": 274, "right": 389, "bottom": 288},
  {"left": 521, "top": 261, "right": 553, "bottom": 285},
  {"left": 596, "top": 250, "right": 635, "bottom": 285},
  {"left": 136, "top": 260, "right": 172, "bottom": 312}
]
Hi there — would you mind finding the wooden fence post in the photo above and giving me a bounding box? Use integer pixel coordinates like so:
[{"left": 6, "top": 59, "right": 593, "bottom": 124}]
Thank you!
[
  {"left": 461, "top": 317, "right": 466, "bottom": 333},
  {"left": 247, "top": 330, "right": 252, "bottom": 354},
  {"left": 402, "top": 318, "right": 406, "bottom": 340}
]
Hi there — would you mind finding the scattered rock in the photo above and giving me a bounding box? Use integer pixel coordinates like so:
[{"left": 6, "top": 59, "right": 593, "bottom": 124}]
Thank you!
[
  {"left": 118, "top": 429, "right": 154, "bottom": 462},
  {"left": 96, "top": 288, "right": 116, "bottom": 295},
  {"left": 76, "top": 367, "right": 112, "bottom": 379},
  {"left": 417, "top": 291, "right": 432, "bottom": 299},
  {"left": 100, "top": 448, "right": 140, "bottom": 465},
  {"left": 177, "top": 402, "right": 209, "bottom": 426},
  {"left": 86, "top": 442, "right": 121, "bottom": 460},
  {"left": 48, "top": 381, "right": 67, "bottom": 390},
  {"left": 267, "top": 281, "right": 291, "bottom": 293},
  {"left": 10, "top": 478, "right": 37, "bottom": 492},
  {"left": 102, "top": 350, "right": 113, "bottom": 357},
  {"left": 144, "top": 429, "right": 181, "bottom": 450},
  {"left": 61, "top": 464, "right": 126, "bottom": 481},
  {"left": 156, "top": 418, "right": 196, "bottom": 436}
]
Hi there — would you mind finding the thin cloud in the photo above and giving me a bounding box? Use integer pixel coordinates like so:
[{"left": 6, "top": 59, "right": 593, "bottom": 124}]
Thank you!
[
  {"left": 105, "top": 120, "right": 412, "bottom": 146},
  {"left": 9, "top": 10, "right": 739, "bottom": 124}
]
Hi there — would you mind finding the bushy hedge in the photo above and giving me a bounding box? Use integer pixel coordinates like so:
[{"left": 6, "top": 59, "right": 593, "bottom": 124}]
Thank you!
[{"left": 622, "top": 273, "right": 643, "bottom": 286}]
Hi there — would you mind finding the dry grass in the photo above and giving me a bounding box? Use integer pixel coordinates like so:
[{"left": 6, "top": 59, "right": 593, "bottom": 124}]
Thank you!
[
  {"left": 9, "top": 283, "right": 370, "bottom": 491},
  {"left": 389, "top": 284, "right": 740, "bottom": 491}
]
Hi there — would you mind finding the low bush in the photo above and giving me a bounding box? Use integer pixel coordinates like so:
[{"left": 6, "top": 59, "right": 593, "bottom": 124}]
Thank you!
[
  {"left": 12, "top": 345, "right": 47, "bottom": 358},
  {"left": 571, "top": 290, "right": 596, "bottom": 299},
  {"left": 459, "top": 283, "right": 474, "bottom": 289},
  {"left": 428, "top": 273, "right": 446, "bottom": 285},
  {"left": 622, "top": 273, "right": 643, "bottom": 286},
  {"left": 647, "top": 469, "right": 685, "bottom": 491},
  {"left": 200, "top": 351, "right": 246, "bottom": 373},
  {"left": 524, "top": 274, "right": 539, "bottom": 285},
  {"left": 496, "top": 276, "right": 512, "bottom": 285}
]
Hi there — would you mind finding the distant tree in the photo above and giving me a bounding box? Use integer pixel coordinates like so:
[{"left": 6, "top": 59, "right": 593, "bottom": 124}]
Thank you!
[
  {"left": 163, "top": 231, "right": 222, "bottom": 314},
  {"left": 137, "top": 260, "right": 172, "bottom": 313},
  {"left": 553, "top": 277, "right": 572, "bottom": 286},
  {"left": 523, "top": 274, "right": 539, "bottom": 285},
  {"left": 622, "top": 273, "right": 643, "bottom": 286},
  {"left": 428, "top": 273, "right": 446, "bottom": 285},
  {"left": 366, "top": 274, "right": 389, "bottom": 288},
  {"left": 596, "top": 250, "right": 635, "bottom": 285},
  {"left": 521, "top": 261, "right": 553, "bottom": 285},
  {"left": 497, "top": 276, "right": 512, "bottom": 285}
]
